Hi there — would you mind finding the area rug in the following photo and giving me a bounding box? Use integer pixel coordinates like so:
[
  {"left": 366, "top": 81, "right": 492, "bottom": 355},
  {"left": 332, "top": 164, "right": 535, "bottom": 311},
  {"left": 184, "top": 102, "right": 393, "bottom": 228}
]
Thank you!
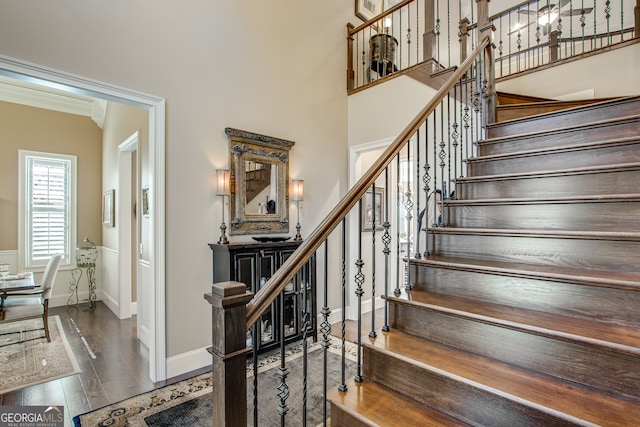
[
  {"left": 0, "top": 315, "right": 81, "bottom": 394},
  {"left": 73, "top": 338, "right": 358, "bottom": 427}
]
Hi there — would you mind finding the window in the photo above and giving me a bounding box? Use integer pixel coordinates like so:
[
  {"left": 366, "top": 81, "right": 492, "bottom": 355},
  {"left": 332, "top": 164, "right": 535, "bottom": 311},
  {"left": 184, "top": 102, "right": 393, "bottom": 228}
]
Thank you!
[{"left": 19, "top": 150, "right": 77, "bottom": 270}]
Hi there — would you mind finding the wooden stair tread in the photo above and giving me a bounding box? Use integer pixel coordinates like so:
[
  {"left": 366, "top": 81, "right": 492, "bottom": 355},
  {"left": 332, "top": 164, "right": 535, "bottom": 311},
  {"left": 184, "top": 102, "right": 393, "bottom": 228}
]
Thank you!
[
  {"left": 496, "top": 98, "right": 613, "bottom": 110},
  {"left": 496, "top": 91, "right": 552, "bottom": 104},
  {"left": 488, "top": 95, "right": 640, "bottom": 129},
  {"left": 481, "top": 114, "right": 640, "bottom": 145},
  {"left": 365, "top": 329, "right": 640, "bottom": 426},
  {"left": 444, "top": 193, "right": 640, "bottom": 206},
  {"left": 328, "top": 378, "right": 471, "bottom": 426},
  {"left": 412, "top": 255, "right": 640, "bottom": 290},
  {"left": 427, "top": 227, "right": 640, "bottom": 241},
  {"left": 456, "top": 162, "right": 640, "bottom": 183},
  {"left": 470, "top": 135, "right": 640, "bottom": 163},
  {"left": 390, "top": 289, "right": 640, "bottom": 353},
  {"left": 495, "top": 98, "right": 616, "bottom": 122}
]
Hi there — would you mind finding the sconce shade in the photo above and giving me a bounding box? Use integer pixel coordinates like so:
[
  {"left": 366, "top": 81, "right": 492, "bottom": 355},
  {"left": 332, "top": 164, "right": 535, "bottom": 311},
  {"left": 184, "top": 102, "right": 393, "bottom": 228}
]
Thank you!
[
  {"left": 291, "top": 179, "right": 304, "bottom": 201},
  {"left": 216, "top": 169, "right": 231, "bottom": 196}
]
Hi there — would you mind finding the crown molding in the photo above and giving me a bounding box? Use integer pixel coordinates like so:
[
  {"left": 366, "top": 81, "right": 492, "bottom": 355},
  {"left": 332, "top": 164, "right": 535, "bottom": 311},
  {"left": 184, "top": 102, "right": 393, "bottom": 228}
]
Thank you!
[{"left": 0, "top": 74, "right": 106, "bottom": 128}]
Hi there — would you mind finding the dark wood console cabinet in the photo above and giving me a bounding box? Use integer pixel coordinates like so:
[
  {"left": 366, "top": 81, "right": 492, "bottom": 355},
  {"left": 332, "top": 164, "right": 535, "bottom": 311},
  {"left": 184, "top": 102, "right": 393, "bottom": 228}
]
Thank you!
[{"left": 209, "top": 241, "right": 316, "bottom": 354}]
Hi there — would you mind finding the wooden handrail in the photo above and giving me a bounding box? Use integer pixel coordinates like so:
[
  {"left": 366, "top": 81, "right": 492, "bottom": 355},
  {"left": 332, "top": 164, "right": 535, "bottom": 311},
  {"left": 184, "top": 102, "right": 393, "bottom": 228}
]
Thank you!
[{"left": 246, "top": 35, "right": 492, "bottom": 328}]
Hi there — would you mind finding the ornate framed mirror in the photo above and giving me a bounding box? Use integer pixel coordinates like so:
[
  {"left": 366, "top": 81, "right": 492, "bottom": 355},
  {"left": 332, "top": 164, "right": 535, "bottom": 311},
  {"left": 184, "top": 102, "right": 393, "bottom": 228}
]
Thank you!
[{"left": 225, "top": 128, "right": 295, "bottom": 235}]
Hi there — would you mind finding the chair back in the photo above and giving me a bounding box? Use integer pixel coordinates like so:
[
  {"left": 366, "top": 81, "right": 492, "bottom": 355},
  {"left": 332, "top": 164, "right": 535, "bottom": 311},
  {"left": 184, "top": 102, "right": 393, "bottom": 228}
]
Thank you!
[{"left": 41, "top": 254, "right": 62, "bottom": 299}]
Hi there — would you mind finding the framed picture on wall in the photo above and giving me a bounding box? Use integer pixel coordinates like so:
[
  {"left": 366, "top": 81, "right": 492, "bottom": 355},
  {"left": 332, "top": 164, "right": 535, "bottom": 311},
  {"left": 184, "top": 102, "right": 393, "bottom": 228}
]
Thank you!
[
  {"left": 362, "top": 186, "right": 384, "bottom": 231},
  {"left": 103, "top": 189, "right": 115, "bottom": 227},
  {"left": 355, "top": 0, "right": 383, "bottom": 22}
]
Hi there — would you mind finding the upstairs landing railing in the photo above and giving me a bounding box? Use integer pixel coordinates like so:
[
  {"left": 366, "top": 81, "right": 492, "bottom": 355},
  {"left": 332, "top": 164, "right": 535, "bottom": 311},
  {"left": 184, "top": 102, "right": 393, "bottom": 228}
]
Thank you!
[
  {"left": 206, "top": 27, "right": 495, "bottom": 427},
  {"left": 347, "top": 0, "right": 639, "bottom": 92}
]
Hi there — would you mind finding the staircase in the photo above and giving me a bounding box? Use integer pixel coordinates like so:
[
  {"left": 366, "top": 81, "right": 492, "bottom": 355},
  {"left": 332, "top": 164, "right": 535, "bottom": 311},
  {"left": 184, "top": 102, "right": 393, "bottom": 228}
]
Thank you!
[{"left": 328, "top": 96, "right": 640, "bottom": 426}]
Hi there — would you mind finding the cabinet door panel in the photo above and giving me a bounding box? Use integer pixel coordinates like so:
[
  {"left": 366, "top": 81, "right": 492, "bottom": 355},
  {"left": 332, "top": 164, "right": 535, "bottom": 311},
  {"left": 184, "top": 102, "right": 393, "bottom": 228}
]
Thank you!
[{"left": 235, "top": 254, "right": 257, "bottom": 291}]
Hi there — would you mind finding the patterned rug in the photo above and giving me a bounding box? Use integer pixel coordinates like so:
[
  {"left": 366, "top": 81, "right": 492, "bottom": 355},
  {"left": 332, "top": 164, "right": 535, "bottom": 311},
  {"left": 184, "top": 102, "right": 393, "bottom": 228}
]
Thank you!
[
  {"left": 73, "top": 338, "right": 358, "bottom": 426},
  {"left": 0, "top": 315, "right": 81, "bottom": 394}
]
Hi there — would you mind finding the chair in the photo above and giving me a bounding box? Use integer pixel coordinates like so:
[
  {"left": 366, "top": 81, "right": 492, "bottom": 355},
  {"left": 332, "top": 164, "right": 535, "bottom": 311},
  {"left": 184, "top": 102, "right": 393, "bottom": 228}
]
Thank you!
[{"left": 1, "top": 254, "right": 62, "bottom": 345}]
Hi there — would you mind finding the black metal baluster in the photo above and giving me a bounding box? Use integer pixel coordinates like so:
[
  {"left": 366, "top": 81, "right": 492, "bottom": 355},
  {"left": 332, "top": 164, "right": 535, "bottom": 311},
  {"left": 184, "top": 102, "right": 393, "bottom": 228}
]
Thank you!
[
  {"left": 370, "top": 182, "right": 377, "bottom": 339},
  {"left": 407, "top": 5, "right": 412, "bottom": 68},
  {"left": 463, "top": 74, "right": 471, "bottom": 167},
  {"left": 416, "top": 2, "right": 420, "bottom": 62},
  {"left": 321, "top": 240, "right": 331, "bottom": 426},
  {"left": 439, "top": 99, "right": 446, "bottom": 225},
  {"left": 593, "top": 0, "right": 597, "bottom": 50},
  {"left": 432, "top": 110, "right": 439, "bottom": 228},
  {"left": 278, "top": 294, "right": 289, "bottom": 426},
  {"left": 452, "top": 84, "right": 459, "bottom": 200},
  {"left": 606, "top": 0, "right": 612, "bottom": 44},
  {"left": 404, "top": 141, "right": 413, "bottom": 291},
  {"left": 252, "top": 323, "right": 258, "bottom": 426},
  {"left": 301, "top": 266, "right": 308, "bottom": 427},
  {"left": 570, "top": 0, "right": 575, "bottom": 56},
  {"left": 394, "top": 154, "right": 401, "bottom": 297},
  {"left": 581, "top": 0, "right": 587, "bottom": 52},
  {"left": 620, "top": 0, "right": 624, "bottom": 41},
  {"left": 423, "top": 118, "right": 431, "bottom": 257},
  {"left": 508, "top": 12, "right": 512, "bottom": 75},
  {"left": 400, "top": 8, "right": 403, "bottom": 70},
  {"left": 498, "top": 16, "right": 504, "bottom": 77},
  {"left": 436, "top": 0, "right": 441, "bottom": 63},
  {"left": 355, "top": 199, "right": 365, "bottom": 383},
  {"left": 338, "top": 219, "right": 348, "bottom": 393},
  {"left": 382, "top": 168, "right": 391, "bottom": 332},
  {"left": 415, "top": 128, "right": 421, "bottom": 259}
]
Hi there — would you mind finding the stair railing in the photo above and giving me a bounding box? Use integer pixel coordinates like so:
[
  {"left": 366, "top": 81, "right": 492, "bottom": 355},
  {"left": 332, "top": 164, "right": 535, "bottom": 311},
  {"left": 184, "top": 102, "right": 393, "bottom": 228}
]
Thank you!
[
  {"left": 480, "top": 0, "right": 639, "bottom": 78},
  {"left": 206, "top": 28, "right": 494, "bottom": 426},
  {"left": 348, "top": 0, "right": 640, "bottom": 91},
  {"left": 347, "top": 0, "right": 478, "bottom": 92}
]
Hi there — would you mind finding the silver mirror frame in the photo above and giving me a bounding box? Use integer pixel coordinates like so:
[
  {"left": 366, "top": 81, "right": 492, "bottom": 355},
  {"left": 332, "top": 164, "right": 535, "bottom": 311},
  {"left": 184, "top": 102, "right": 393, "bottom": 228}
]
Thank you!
[{"left": 225, "top": 128, "right": 294, "bottom": 235}]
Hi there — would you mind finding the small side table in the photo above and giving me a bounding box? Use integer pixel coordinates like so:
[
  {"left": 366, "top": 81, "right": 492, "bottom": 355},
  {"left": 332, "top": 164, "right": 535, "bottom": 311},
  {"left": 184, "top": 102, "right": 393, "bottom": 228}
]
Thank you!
[{"left": 67, "top": 263, "right": 97, "bottom": 308}]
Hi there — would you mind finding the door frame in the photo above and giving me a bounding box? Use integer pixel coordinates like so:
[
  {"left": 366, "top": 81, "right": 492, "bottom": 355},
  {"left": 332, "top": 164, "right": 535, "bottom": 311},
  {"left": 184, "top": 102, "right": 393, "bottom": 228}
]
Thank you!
[{"left": 0, "top": 54, "right": 167, "bottom": 382}]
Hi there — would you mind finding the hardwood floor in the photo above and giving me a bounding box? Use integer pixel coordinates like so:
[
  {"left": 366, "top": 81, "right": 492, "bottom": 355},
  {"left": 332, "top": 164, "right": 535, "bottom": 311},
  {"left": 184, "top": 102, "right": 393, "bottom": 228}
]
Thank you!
[
  {"left": 0, "top": 300, "right": 380, "bottom": 426},
  {"left": 0, "top": 302, "right": 206, "bottom": 427}
]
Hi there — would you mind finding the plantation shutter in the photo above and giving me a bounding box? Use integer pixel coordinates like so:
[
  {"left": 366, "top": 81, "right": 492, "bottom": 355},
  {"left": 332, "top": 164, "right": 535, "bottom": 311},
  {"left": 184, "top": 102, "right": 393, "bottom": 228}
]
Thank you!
[{"left": 28, "top": 157, "right": 69, "bottom": 263}]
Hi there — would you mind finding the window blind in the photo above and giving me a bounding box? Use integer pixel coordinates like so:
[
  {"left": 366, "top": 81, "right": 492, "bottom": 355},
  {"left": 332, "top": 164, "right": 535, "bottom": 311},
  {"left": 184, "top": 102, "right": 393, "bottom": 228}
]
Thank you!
[{"left": 28, "top": 157, "right": 70, "bottom": 263}]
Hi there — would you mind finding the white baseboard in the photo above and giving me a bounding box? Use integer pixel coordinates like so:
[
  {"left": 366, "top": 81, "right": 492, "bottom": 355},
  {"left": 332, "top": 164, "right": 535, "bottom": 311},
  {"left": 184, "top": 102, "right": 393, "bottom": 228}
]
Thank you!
[
  {"left": 131, "top": 301, "right": 138, "bottom": 316},
  {"left": 99, "top": 290, "right": 120, "bottom": 317},
  {"left": 166, "top": 347, "right": 211, "bottom": 380}
]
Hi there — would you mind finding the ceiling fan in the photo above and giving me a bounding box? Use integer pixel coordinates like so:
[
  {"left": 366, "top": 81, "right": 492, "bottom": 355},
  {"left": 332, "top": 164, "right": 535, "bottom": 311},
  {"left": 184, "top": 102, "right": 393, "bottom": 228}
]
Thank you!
[{"left": 510, "top": 0, "right": 594, "bottom": 35}]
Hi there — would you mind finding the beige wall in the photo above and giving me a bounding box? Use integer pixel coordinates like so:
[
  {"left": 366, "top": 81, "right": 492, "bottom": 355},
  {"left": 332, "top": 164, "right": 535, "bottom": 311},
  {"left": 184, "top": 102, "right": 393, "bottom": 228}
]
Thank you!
[
  {"left": 0, "top": 101, "right": 102, "bottom": 250},
  {"left": 0, "top": 0, "right": 353, "bottom": 359},
  {"left": 101, "top": 102, "right": 150, "bottom": 254}
]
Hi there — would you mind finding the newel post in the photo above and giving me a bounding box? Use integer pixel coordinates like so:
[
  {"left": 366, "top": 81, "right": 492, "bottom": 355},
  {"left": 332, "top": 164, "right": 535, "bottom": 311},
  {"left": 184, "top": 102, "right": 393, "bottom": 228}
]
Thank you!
[
  {"left": 476, "top": 0, "right": 496, "bottom": 124},
  {"left": 204, "top": 281, "right": 253, "bottom": 427},
  {"left": 423, "top": 0, "right": 437, "bottom": 66}
]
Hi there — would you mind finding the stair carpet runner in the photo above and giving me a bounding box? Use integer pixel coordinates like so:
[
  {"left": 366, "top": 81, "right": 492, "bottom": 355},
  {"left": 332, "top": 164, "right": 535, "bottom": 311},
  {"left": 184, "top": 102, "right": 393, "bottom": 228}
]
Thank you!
[{"left": 328, "top": 96, "right": 640, "bottom": 426}]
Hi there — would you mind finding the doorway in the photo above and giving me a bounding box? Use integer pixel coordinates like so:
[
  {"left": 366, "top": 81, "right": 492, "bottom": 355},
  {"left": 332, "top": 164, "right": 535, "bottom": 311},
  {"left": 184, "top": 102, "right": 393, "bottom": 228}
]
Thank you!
[{"left": 0, "top": 55, "right": 167, "bottom": 382}]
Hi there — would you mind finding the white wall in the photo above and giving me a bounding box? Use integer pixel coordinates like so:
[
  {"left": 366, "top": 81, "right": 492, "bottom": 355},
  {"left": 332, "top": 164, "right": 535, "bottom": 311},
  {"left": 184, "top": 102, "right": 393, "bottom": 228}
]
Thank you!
[
  {"left": 0, "top": 0, "right": 353, "bottom": 372},
  {"left": 349, "top": 75, "right": 439, "bottom": 147},
  {"left": 496, "top": 43, "right": 640, "bottom": 99}
]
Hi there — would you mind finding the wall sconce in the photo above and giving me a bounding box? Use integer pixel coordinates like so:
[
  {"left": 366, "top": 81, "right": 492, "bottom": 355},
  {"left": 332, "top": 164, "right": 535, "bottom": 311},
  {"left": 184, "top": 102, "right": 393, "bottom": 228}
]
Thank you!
[
  {"left": 216, "top": 169, "right": 231, "bottom": 244},
  {"left": 291, "top": 179, "right": 304, "bottom": 242}
]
